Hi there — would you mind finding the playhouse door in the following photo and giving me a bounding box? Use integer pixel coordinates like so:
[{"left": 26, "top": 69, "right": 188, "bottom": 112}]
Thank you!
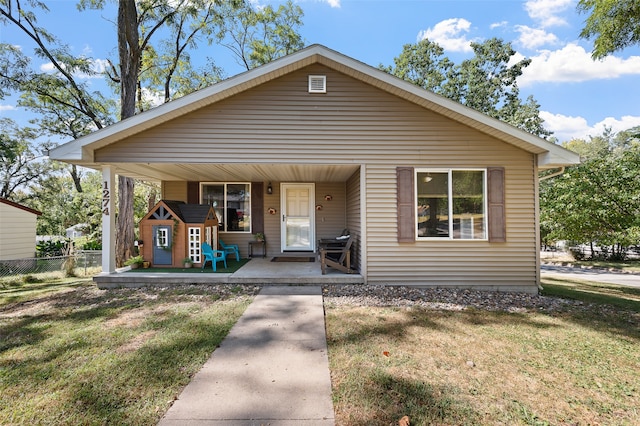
[{"left": 153, "top": 225, "right": 172, "bottom": 265}]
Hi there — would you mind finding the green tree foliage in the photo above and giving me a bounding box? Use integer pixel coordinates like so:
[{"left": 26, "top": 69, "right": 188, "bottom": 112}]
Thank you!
[
  {"left": 28, "top": 173, "right": 96, "bottom": 237},
  {"left": 384, "top": 38, "right": 551, "bottom": 138},
  {"left": 28, "top": 171, "right": 159, "bottom": 244},
  {"left": 217, "top": 0, "right": 305, "bottom": 70},
  {"left": 540, "top": 127, "right": 640, "bottom": 258},
  {"left": 0, "top": 118, "right": 55, "bottom": 200},
  {"left": 578, "top": 0, "right": 640, "bottom": 59},
  {"left": 3, "top": 0, "right": 304, "bottom": 264},
  {"left": 0, "top": 7, "right": 112, "bottom": 129}
]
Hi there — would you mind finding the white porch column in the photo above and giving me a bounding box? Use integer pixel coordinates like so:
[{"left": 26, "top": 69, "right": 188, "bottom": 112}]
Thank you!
[{"left": 101, "top": 166, "right": 116, "bottom": 273}]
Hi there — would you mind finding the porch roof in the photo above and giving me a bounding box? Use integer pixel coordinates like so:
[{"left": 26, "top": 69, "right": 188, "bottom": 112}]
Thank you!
[{"left": 49, "top": 44, "right": 580, "bottom": 179}]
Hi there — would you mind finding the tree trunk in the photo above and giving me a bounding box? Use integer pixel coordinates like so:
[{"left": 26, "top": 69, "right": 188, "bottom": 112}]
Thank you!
[
  {"left": 116, "top": 175, "right": 135, "bottom": 266},
  {"left": 70, "top": 165, "right": 83, "bottom": 193},
  {"left": 115, "top": 0, "right": 142, "bottom": 266},
  {"left": 148, "top": 190, "right": 157, "bottom": 211}
]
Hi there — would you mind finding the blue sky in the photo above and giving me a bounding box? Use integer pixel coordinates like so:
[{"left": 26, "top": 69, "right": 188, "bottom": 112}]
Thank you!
[{"left": 2, "top": 0, "right": 640, "bottom": 142}]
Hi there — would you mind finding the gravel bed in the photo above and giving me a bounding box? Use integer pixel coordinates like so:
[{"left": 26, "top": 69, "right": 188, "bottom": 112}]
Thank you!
[{"left": 323, "top": 285, "right": 584, "bottom": 313}]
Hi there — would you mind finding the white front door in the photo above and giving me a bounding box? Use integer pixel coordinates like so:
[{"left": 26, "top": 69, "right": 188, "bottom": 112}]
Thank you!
[{"left": 281, "top": 183, "right": 315, "bottom": 251}]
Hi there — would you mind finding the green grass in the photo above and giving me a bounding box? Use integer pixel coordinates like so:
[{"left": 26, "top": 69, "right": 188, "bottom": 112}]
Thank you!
[
  {"left": 129, "top": 258, "right": 250, "bottom": 274},
  {"left": 4, "top": 274, "right": 639, "bottom": 425},
  {"left": 0, "top": 281, "right": 256, "bottom": 425},
  {"left": 326, "top": 278, "right": 640, "bottom": 425},
  {"left": 543, "top": 256, "right": 640, "bottom": 273},
  {"left": 580, "top": 260, "right": 640, "bottom": 272},
  {"left": 0, "top": 276, "right": 92, "bottom": 305},
  {"left": 541, "top": 276, "right": 640, "bottom": 312}
]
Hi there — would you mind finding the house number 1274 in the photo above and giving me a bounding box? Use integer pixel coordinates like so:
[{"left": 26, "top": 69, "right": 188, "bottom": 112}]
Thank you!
[{"left": 102, "top": 181, "right": 110, "bottom": 216}]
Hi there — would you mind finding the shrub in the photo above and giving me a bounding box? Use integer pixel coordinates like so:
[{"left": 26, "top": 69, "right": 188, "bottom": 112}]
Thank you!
[{"left": 569, "top": 247, "right": 585, "bottom": 260}]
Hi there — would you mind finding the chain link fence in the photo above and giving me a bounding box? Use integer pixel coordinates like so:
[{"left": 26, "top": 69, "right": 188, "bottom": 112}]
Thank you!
[{"left": 0, "top": 250, "right": 102, "bottom": 280}]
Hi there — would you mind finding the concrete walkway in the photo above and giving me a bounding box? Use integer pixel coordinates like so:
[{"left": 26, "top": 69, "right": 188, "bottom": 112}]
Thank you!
[{"left": 158, "top": 286, "right": 335, "bottom": 426}]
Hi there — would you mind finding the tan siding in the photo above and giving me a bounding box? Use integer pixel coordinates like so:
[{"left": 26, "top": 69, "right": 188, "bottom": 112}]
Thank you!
[
  {"left": 0, "top": 203, "right": 38, "bottom": 260},
  {"left": 315, "top": 182, "right": 346, "bottom": 242},
  {"left": 97, "top": 64, "right": 539, "bottom": 290},
  {"left": 162, "top": 181, "right": 187, "bottom": 202},
  {"left": 345, "top": 169, "right": 361, "bottom": 271},
  {"left": 263, "top": 183, "right": 281, "bottom": 256},
  {"left": 96, "top": 65, "right": 528, "bottom": 166},
  {"left": 366, "top": 150, "right": 538, "bottom": 291}
]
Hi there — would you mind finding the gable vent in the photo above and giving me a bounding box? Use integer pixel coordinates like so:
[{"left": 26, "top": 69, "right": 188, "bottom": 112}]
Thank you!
[{"left": 308, "top": 75, "right": 326, "bottom": 93}]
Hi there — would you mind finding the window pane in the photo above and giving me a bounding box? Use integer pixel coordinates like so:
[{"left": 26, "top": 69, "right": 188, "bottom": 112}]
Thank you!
[
  {"left": 188, "top": 227, "right": 201, "bottom": 263},
  {"left": 202, "top": 184, "right": 224, "bottom": 230},
  {"left": 452, "top": 171, "right": 485, "bottom": 239},
  {"left": 417, "top": 172, "right": 449, "bottom": 237},
  {"left": 156, "top": 228, "right": 168, "bottom": 247},
  {"left": 226, "top": 184, "right": 250, "bottom": 232}
]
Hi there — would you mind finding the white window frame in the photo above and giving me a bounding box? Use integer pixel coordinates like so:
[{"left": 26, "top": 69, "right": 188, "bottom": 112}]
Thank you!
[
  {"left": 156, "top": 228, "right": 169, "bottom": 247},
  {"left": 200, "top": 182, "right": 251, "bottom": 233},
  {"left": 188, "top": 227, "right": 201, "bottom": 263},
  {"left": 205, "top": 226, "right": 212, "bottom": 246},
  {"left": 415, "top": 168, "right": 488, "bottom": 241}
]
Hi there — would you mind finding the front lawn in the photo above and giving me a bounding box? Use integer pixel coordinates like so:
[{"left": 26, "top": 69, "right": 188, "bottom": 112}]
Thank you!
[
  {"left": 3, "top": 276, "right": 639, "bottom": 425},
  {"left": 326, "top": 278, "right": 640, "bottom": 425},
  {"left": 0, "top": 281, "right": 258, "bottom": 425}
]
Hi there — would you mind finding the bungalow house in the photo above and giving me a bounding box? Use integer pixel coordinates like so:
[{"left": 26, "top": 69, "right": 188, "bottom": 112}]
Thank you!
[
  {"left": 0, "top": 198, "right": 42, "bottom": 261},
  {"left": 49, "top": 45, "right": 579, "bottom": 293}
]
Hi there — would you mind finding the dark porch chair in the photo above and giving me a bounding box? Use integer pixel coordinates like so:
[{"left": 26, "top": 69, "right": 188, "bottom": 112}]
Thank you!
[{"left": 319, "top": 235, "right": 354, "bottom": 275}]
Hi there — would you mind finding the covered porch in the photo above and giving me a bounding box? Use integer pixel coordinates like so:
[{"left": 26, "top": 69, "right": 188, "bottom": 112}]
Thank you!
[
  {"left": 99, "top": 162, "right": 363, "bottom": 277},
  {"left": 94, "top": 256, "right": 364, "bottom": 289}
]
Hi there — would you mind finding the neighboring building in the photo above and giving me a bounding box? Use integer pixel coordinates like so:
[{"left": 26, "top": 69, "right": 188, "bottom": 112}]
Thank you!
[
  {"left": 66, "top": 223, "right": 89, "bottom": 239},
  {"left": 0, "top": 198, "right": 42, "bottom": 261},
  {"left": 49, "top": 45, "right": 580, "bottom": 293}
]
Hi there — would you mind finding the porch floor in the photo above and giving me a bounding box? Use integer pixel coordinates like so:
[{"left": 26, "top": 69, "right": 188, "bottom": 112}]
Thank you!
[{"left": 94, "top": 257, "right": 364, "bottom": 289}]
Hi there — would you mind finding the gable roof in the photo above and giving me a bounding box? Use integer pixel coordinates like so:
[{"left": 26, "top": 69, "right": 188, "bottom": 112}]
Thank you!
[
  {"left": 142, "top": 200, "right": 216, "bottom": 224},
  {"left": 179, "top": 204, "right": 216, "bottom": 224},
  {"left": 49, "top": 44, "right": 579, "bottom": 169},
  {"left": 0, "top": 198, "right": 42, "bottom": 216}
]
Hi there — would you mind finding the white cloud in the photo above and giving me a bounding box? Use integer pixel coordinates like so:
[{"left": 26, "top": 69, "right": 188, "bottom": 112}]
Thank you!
[
  {"left": 319, "top": 0, "right": 340, "bottom": 7},
  {"left": 524, "top": 0, "right": 573, "bottom": 28},
  {"left": 38, "top": 58, "right": 109, "bottom": 79},
  {"left": 589, "top": 115, "right": 640, "bottom": 137},
  {"left": 91, "top": 58, "right": 109, "bottom": 74},
  {"left": 518, "top": 43, "right": 640, "bottom": 86},
  {"left": 515, "top": 25, "right": 559, "bottom": 49},
  {"left": 540, "top": 111, "right": 590, "bottom": 141},
  {"left": 40, "top": 62, "right": 56, "bottom": 73},
  {"left": 140, "top": 87, "right": 164, "bottom": 108},
  {"left": 490, "top": 21, "right": 508, "bottom": 30},
  {"left": 0, "top": 104, "right": 16, "bottom": 111},
  {"left": 417, "top": 18, "right": 476, "bottom": 53},
  {"left": 541, "top": 111, "right": 640, "bottom": 141}
]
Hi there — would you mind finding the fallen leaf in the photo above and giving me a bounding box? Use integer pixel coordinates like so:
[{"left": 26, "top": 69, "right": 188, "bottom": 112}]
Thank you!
[
  {"left": 398, "top": 415, "right": 410, "bottom": 426},
  {"left": 383, "top": 351, "right": 390, "bottom": 357}
]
